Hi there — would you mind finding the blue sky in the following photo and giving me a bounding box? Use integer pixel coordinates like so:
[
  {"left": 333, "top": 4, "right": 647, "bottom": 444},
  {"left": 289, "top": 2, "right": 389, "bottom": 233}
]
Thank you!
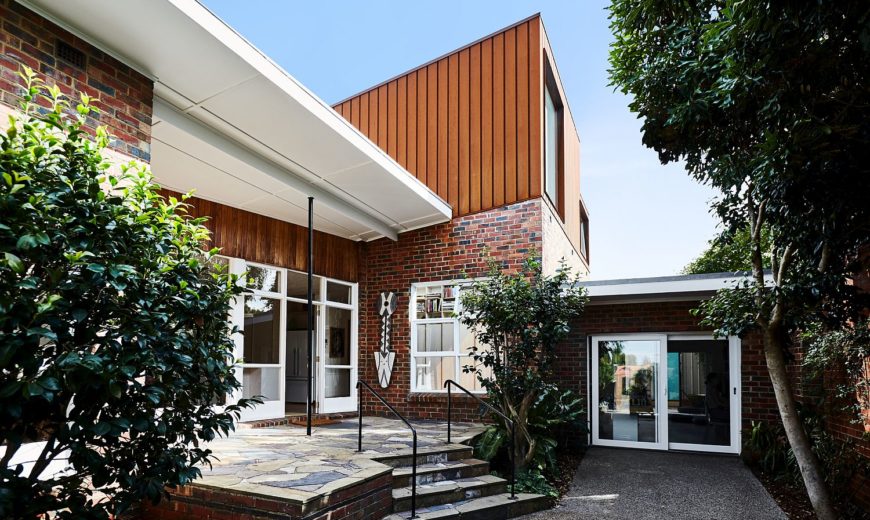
[{"left": 202, "top": 0, "right": 719, "bottom": 279}]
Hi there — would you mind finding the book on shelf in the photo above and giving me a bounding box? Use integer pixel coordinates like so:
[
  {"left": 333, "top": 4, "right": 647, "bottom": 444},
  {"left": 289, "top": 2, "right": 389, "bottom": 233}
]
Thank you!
[{"left": 425, "top": 296, "right": 441, "bottom": 314}]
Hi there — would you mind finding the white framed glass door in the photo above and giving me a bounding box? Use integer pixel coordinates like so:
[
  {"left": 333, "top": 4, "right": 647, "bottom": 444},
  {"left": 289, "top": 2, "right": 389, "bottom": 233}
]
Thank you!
[
  {"left": 666, "top": 335, "right": 741, "bottom": 454},
  {"left": 318, "top": 281, "right": 358, "bottom": 413},
  {"left": 234, "top": 260, "right": 286, "bottom": 422},
  {"left": 591, "top": 333, "right": 742, "bottom": 453},
  {"left": 591, "top": 335, "right": 668, "bottom": 450},
  {"left": 228, "top": 259, "right": 359, "bottom": 421}
]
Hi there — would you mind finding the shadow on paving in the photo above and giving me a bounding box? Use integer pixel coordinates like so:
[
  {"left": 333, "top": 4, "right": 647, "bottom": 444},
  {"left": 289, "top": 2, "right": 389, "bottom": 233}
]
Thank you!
[{"left": 520, "top": 447, "right": 787, "bottom": 520}]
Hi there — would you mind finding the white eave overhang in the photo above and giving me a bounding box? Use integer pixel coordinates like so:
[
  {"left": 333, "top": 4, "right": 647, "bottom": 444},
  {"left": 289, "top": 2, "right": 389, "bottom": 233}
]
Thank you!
[
  {"left": 18, "top": 0, "right": 452, "bottom": 241},
  {"left": 577, "top": 272, "right": 772, "bottom": 305}
]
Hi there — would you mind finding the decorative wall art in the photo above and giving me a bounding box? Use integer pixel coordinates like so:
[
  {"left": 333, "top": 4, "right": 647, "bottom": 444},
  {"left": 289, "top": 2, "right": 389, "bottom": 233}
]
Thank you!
[{"left": 374, "top": 291, "right": 398, "bottom": 388}]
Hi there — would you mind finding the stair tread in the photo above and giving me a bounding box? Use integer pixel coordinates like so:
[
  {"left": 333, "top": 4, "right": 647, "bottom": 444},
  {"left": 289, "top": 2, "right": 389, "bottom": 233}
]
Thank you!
[
  {"left": 373, "top": 444, "right": 473, "bottom": 467},
  {"left": 393, "top": 474, "right": 505, "bottom": 498},
  {"left": 383, "top": 492, "right": 549, "bottom": 519},
  {"left": 392, "top": 458, "right": 488, "bottom": 476}
]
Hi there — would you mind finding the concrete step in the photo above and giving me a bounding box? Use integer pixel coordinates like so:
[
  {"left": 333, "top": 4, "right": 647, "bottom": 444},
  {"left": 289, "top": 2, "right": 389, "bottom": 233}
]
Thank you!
[
  {"left": 392, "top": 458, "right": 490, "bottom": 488},
  {"left": 373, "top": 444, "right": 474, "bottom": 468},
  {"left": 392, "top": 474, "right": 507, "bottom": 512},
  {"left": 383, "top": 492, "right": 550, "bottom": 520}
]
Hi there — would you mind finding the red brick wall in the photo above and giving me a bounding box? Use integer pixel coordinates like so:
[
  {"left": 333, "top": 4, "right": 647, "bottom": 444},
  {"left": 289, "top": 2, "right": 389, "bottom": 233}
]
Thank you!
[
  {"left": 357, "top": 199, "right": 542, "bottom": 421},
  {"left": 553, "top": 300, "right": 775, "bottom": 433},
  {"left": 0, "top": 0, "right": 152, "bottom": 161},
  {"left": 139, "top": 472, "right": 393, "bottom": 520}
]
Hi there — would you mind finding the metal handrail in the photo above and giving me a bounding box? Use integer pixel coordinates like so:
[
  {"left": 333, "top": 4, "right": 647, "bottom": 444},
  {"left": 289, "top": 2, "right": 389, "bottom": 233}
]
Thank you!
[
  {"left": 356, "top": 380, "right": 419, "bottom": 519},
  {"left": 443, "top": 379, "right": 516, "bottom": 500}
]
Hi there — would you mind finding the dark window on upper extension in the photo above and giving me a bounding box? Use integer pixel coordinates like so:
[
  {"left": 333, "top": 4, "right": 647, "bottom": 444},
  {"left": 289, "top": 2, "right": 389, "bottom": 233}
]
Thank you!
[
  {"left": 543, "top": 59, "right": 563, "bottom": 219},
  {"left": 579, "top": 202, "right": 590, "bottom": 263}
]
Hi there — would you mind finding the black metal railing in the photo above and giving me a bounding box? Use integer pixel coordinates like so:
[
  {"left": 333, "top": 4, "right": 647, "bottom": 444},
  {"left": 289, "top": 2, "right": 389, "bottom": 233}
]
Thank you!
[
  {"left": 356, "top": 380, "right": 419, "bottom": 519},
  {"left": 444, "top": 380, "right": 516, "bottom": 500}
]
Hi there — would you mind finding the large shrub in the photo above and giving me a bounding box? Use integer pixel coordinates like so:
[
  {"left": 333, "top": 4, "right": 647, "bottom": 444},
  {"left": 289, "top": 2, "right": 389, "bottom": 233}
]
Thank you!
[
  {"left": 0, "top": 69, "right": 258, "bottom": 519},
  {"left": 459, "top": 256, "right": 586, "bottom": 480}
]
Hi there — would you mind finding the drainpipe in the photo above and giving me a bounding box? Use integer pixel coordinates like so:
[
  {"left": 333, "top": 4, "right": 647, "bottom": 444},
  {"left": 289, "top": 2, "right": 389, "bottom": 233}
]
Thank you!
[
  {"left": 307, "top": 196, "right": 314, "bottom": 436},
  {"left": 587, "top": 335, "right": 592, "bottom": 447}
]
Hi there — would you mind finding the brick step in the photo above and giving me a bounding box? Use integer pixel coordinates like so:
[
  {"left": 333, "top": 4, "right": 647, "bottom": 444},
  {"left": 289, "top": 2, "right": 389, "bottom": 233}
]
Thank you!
[
  {"left": 373, "top": 444, "right": 474, "bottom": 468},
  {"left": 392, "top": 474, "right": 507, "bottom": 512},
  {"left": 391, "top": 458, "right": 490, "bottom": 488},
  {"left": 382, "top": 492, "right": 550, "bottom": 520}
]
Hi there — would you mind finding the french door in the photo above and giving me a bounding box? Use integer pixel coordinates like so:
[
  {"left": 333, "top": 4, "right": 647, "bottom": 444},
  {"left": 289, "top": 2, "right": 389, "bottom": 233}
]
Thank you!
[
  {"left": 592, "top": 335, "right": 669, "bottom": 450},
  {"left": 318, "top": 283, "right": 358, "bottom": 414},
  {"left": 227, "top": 258, "right": 359, "bottom": 422},
  {"left": 591, "top": 334, "right": 741, "bottom": 453}
]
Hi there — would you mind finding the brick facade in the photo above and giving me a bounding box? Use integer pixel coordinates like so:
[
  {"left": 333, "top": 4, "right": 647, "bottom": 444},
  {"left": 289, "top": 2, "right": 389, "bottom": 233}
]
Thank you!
[
  {"left": 140, "top": 472, "right": 393, "bottom": 520},
  {"left": 556, "top": 298, "right": 870, "bottom": 510},
  {"left": 0, "top": 0, "right": 152, "bottom": 161},
  {"left": 553, "top": 300, "right": 775, "bottom": 433},
  {"left": 357, "top": 199, "right": 542, "bottom": 421}
]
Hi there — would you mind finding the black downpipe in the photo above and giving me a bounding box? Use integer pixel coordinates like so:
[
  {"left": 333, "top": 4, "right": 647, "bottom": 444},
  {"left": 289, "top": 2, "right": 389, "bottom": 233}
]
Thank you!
[
  {"left": 306, "top": 196, "right": 314, "bottom": 436},
  {"left": 587, "top": 335, "right": 592, "bottom": 447}
]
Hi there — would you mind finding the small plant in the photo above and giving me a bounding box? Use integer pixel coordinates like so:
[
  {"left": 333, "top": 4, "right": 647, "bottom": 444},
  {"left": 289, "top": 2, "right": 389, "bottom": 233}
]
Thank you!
[
  {"left": 743, "top": 405, "right": 870, "bottom": 518},
  {"left": 511, "top": 468, "right": 558, "bottom": 499},
  {"left": 473, "top": 386, "right": 586, "bottom": 475}
]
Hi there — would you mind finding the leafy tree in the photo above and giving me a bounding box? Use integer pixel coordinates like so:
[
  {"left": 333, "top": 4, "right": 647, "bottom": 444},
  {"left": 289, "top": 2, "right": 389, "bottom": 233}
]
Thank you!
[
  {"left": 682, "top": 226, "right": 772, "bottom": 275},
  {"left": 458, "top": 257, "right": 587, "bottom": 472},
  {"left": 0, "top": 69, "right": 258, "bottom": 519},
  {"left": 608, "top": 2, "right": 870, "bottom": 518}
]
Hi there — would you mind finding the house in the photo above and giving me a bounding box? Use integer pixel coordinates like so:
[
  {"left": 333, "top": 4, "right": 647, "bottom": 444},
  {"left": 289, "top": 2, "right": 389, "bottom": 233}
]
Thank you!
[
  {"left": 2, "top": 0, "right": 867, "bottom": 513},
  {"left": 2, "top": 0, "right": 587, "bottom": 423}
]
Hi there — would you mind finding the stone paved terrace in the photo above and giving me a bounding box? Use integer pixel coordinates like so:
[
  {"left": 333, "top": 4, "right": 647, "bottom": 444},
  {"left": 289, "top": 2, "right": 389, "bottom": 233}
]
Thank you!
[{"left": 145, "top": 418, "right": 486, "bottom": 519}]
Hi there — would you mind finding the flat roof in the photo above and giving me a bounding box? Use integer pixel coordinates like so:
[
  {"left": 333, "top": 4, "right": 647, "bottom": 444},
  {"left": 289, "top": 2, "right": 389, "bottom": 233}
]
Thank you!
[
  {"left": 577, "top": 271, "right": 769, "bottom": 304},
  {"left": 19, "top": 0, "right": 453, "bottom": 241}
]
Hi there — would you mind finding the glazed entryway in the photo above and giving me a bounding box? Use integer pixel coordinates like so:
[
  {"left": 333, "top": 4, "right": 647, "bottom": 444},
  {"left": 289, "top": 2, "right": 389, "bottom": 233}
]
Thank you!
[
  {"left": 591, "top": 334, "right": 741, "bottom": 454},
  {"left": 222, "top": 258, "right": 359, "bottom": 422}
]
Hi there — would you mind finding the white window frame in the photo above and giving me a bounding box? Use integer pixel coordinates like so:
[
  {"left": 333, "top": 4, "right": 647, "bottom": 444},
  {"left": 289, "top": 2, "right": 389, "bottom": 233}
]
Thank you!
[{"left": 409, "top": 280, "right": 485, "bottom": 394}]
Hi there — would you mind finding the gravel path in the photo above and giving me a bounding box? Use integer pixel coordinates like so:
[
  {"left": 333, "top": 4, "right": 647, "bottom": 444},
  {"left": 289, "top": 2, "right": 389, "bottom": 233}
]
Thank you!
[{"left": 521, "top": 447, "right": 787, "bottom": 520}]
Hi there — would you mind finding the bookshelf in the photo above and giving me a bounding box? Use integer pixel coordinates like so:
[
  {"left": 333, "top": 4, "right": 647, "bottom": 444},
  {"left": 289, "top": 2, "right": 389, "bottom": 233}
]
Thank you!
[{"left": 415, "top": 284, "right": 458, "bottom": 319}]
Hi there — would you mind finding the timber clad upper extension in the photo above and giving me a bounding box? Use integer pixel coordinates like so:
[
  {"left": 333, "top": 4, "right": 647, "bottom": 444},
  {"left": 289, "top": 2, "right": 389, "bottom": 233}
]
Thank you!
[{"left": 332, "top": 14, "right": 589, "bottom": 264}]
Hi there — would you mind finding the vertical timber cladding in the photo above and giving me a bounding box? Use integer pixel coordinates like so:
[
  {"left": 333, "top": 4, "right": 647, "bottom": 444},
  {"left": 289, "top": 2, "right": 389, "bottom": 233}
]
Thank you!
[
  {"left": 333, "top": 15, "right": 544, "bottom": 218},
  {"left": 158, "top": 191, "right": 360, "bottom": 282}
]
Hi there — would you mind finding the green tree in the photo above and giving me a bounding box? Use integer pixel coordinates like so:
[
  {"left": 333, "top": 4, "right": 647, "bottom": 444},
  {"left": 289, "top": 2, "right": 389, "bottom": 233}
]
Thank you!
[
  {"left": 682, "top": 226, "right": 772, "bottom": 275},
  {"left": 608, "top": 2, "right": 870, "bottom": 518},
  {"left": 0, "top": 69, "right": 258, "bottom": 519},
  {"left": 458, "top": 257, "right": 587, "bottom": 471}
]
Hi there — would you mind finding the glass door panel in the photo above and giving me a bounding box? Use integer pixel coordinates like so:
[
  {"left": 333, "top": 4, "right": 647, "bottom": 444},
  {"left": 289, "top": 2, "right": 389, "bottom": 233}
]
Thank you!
[
  {"left": 667, "top": 338, "right": 739, "bottom": 453},
  {"left": 593, "top": 336, "right": 667, "bottom": 449},
  {"left": 284, "top": 302, "right": 316, "bottom": 416},
  {"left": 320, "top": 304, "right": 356, "bottom": 413},
  {"left": 237, "top": 269, "right": 285, "bottom": 421}
]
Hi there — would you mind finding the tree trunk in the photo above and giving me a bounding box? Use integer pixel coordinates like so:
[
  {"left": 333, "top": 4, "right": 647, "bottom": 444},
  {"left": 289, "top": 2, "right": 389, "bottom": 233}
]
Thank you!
[{"left": 763, "top": 328, "right": 837, "bottom": 520}]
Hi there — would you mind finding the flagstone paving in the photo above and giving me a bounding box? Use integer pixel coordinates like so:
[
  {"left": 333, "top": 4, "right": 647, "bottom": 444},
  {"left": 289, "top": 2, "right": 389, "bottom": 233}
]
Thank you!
[{"left": 195, "top": 417, "right": 485, "bottom": 505}]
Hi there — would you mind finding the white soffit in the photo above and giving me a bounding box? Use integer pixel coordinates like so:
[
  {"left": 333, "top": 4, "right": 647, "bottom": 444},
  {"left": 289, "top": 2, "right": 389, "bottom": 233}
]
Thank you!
[{"left": 18, "top": 0, "right": 452, "bottom": 241}]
